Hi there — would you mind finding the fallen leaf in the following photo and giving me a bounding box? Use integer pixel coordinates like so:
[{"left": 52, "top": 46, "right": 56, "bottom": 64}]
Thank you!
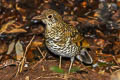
[
  {"left": 70, "top": 67, "right": 80, "bottom": 73},
  {"left": 31, "top": 41, "right": 43, "bottom": 47},
  {"left": 25, "top": 76, "right": 29, "bottom": 80},
  {"left": 98, "top": 70, "right": 105, "bottom": 75},
  {"left": 15, "top": 40, "right": 24, "bottom": 60},
  {"left": 111, "top": 70, "right": 120, "bottom": 80},
  {"left": 50, "top": 66, "right": 64, "bottom": 74},
  {"left": 0, "top": 41, "right": 7, "bottom": 54},
  {"left": 5, "top": 28, "right": 27, "bottom": 33},
  {"left": 0, "top": 59, "right": 18, "bottom": 69},
  {"left": 0, "top": 20, "right": 15, "bottom": 34},
  {"left": 6, "top": 40, "right": 15, "bottom": 55}
]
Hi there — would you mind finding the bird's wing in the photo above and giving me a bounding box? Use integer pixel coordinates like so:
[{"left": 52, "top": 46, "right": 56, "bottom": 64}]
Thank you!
[
  {"left": 63, "top": 23, "right": 93, "bottom": 64},
  {"left": 63, "top": 23, "right": 90, "bottom": 48}
]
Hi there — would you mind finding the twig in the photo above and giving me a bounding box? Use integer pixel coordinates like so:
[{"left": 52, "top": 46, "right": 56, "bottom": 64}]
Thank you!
[
  {"left": 113, "top": 56, "right": 119, "bottom": 66},
  {"left": 31, "top": 49, "right": 47, "bottom": 69},
  {"left": 37, "top": 47, "right": 44, "bottom": 58},
  {"left": 33, "top": 74, "right": 69, "bottom": 80},
  {"left": 16, "top": 35, "right": 35, "bottom": 76}
]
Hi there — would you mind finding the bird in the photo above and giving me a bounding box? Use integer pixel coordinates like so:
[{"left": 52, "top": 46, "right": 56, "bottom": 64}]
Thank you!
[{"left": 32, "top": 9, "right": 93, "bottom": 73}]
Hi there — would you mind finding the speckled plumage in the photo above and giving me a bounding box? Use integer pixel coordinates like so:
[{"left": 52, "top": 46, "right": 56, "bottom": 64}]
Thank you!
[{"left": 32, "top": 9, "right": 93, "bottom": 73}]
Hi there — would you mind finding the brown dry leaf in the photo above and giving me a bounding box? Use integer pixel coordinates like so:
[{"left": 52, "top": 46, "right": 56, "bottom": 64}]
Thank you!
[
  {"left": 96, "top": 30, "right": 106, "bottom": 38},
  {"left": 77, "top": 17, "right": 88, "bottom": 22},
  {"left": 31, "top": 41, "right": 43, "bottom": 47},
  {"left": 115, "top": 55, "right": 120, "bottom": 58},
  {"left": 63, "top": 16, "right": 74, "bottom": 21},
  {"left": 0, "top": 59, "right": 18, "bottom": 69},
  {"left": 114, "top": 55, "right": 120, "bottom": 64},
  {"left": 112, "top": 41, "right": 120, "bottom": 54},
  {"left": 114, "top": 41, "right": 120, "bottom": 47},
  {"left": 22, "top": 16, "right": 27, "bottom": 21},
  {"left": 1, "top": 21, "right": 27, "bottom": 33},
  {"left": 88, "top": 19, "right": 100, "bottom": 25},
  {"left": 0, "top": 41, "right": 7, "bottom": 54},
  {"left": 98, "top": 70, "right": 105, "bottom": 75},
  {"left": 0, "top": 56, "right": 2, "bottom": 60},
  {"left": 98, "top": 54, "right": 113, "bottom": 57},
  {"left": 11, "top": 22, "right": 24, "bottom": 28},
  {"left": 116, "top": 58, "right": 120, "bottom": 64},
  {"left": 97, "top": 54, "right": 114, "bottom": 62},
  {"left": 111, "top": 70, "right": 120, "bottom": 80},
  {"left": 117, "top": 1, "right": 120, "bottom": 7},
  {"left": 0, "top": 20, "right": 15, "bottom": 34},
  {"left": 77, "top": 17, "right": 99, "bottom": 25},
  {"left": 32, "top": 25, "right": 44, "bottom": 34},
  {"left": 64, "top": 1, "right": 73, "bottom": 7},
  {"left": 94, "top": 12, "right": 100, "bottom": 18},
  {"left": 16, "top": 3, "right": 26, "bottom": 14},
  {"left": 6, "top": 40, "right": 15, "bottom": 55},
  {"left": 69, "top": 21, "right": 79, "bottom": 27},
  {"left": 4, "top": 16, "right": 16, "bottom": 21},
  {"left": 15, "top": 40, "right": 24, "bottom": 61},
  {"left": 94, "top": 39, "right": 105, "bottom": 48},
  {"left": 81, "top": 1, "right": 87, "bottom": 8},
  {"left": 5, "top": 28, "right": 27, "bottom": 33},
  {"left": 1, "top": 1, "right": 13, "bottom": 8},
  {"left": 26, "top": 48, "right": 35, "bottom": 62},
  {"left": 25, "top": 76, "right": 30, "bottom": 80},
  {"left": 104, "top": 56, "right": 114, "bottom": 62}
]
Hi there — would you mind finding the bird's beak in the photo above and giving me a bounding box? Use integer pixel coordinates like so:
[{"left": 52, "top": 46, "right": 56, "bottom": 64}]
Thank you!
[{"left": 32, "top": 15, "right": 45, "bottom": 20}]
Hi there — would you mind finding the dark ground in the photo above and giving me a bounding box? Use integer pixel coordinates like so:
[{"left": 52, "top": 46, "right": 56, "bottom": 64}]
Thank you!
[
  {"left": 0, "top": 60, "right": 110, "bottom": 80},
  {"left": 0, "top": 0, "right": 120, "bottom": 80}
]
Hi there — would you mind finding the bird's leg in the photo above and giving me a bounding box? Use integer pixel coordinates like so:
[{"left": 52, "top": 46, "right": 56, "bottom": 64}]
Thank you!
[
  {"left": 68, "top": 57, "right": 74, "bottom": 73},
  {"left": 59, "top": 56, "right": 62, "bottom": 69}
]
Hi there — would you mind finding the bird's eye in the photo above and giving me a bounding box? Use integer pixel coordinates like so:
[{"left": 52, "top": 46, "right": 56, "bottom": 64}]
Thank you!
[{"left": 48, "top": 14, "right": 52, "bottom": 18}]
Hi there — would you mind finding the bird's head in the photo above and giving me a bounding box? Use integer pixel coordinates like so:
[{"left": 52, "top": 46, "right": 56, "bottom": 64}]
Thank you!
[{"left": 32, "top": 9, "right": 63, "bottom": 25}]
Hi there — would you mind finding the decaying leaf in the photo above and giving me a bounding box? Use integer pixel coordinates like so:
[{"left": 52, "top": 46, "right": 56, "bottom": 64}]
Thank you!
[
  {"left": 5, "top": 29, "right": 27, "bottom": 33},
  {"left": 0, "top": 41, "right": 7, "bottom": 54},
  {"left": 0, "top": 56, "right": 2, "bottom": 60},
  {"left": 16, "top": 3, "right": 26, "bottom": 14},
  {"left": 111, "top": 70, "right": 120, "bottom": 80},
  {"left": 0, "top": 20, "right": 27, "bottom": 34},
  {"left": 6, "top": 40, "right": 15, "bottom": 55},
  {"left": 98, "top": 70, "right": 105, "bottom": 75},
  {"left": 25, "top": 76, "right": 30, "bottom": 80},
  {"left": 115, "top": 55, "right": 120, "bottom": 64},
  {"left": 0, "top": 59, "right": 18, "bottom": 69},
  {"left": 81, "top": 1, "right": 87, "bottom": 8},
  {"left": 77, "top": 17, "right": 99, "bottom": 26},
  {"left": 26, "top": 48, "right": 35, "bottom": 62},
  {"left": 31, "top": 41, "right": 43, "bottom": 47},
  {"left": 116, "top": 58, "right": 120, "bottom": 64},
  {"left": 15, "top": 40, "right": 24, "bottom": 61},
  {"left": 0, "top": 20, "right": 15, "bottom": 34}
]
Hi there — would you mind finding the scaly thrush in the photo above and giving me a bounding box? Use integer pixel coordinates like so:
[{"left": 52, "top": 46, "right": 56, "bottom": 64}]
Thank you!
[{"left": 32, "top": 9, "right": 93, "bottom": 73}]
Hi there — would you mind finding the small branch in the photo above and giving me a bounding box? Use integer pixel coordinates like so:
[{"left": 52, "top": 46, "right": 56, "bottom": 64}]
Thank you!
[
  {"left": 31, "top": 48, "right": 47, "bottom": 69},
  {"left": 16, "top": 35, "right": 35, "bottom": 76}
]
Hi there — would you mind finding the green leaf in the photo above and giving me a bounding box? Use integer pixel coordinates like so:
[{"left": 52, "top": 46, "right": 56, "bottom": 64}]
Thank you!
[
  {"left": 98, "top": 62, "right": 108, "bottom": 67},
  {"left": 70, "top": 67, "right": 80, "bottom": 73},
  {"left": 50, "top": 66, "right": 64, "bottom": 73},
  {"left": 98, "top": 62, "right": 115, "bottom": 67}
]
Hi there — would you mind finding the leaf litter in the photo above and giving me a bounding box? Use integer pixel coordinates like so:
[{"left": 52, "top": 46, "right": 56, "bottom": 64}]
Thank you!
[{"left": 0, "top": 0, "right": 120, "bottom": 80}]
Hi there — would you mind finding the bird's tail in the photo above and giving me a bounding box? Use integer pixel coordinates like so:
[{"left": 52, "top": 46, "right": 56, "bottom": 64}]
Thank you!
[{"left": 76, "top": 48, "right": 93, "bottom": 64}]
